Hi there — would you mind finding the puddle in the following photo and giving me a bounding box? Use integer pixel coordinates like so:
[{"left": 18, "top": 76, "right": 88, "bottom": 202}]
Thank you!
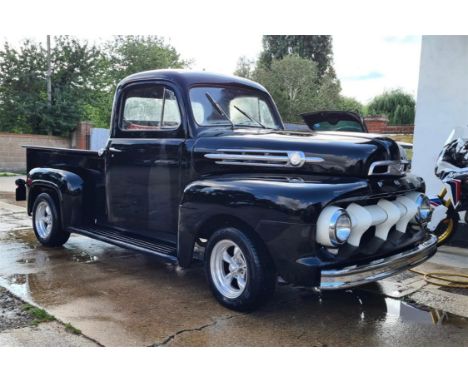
[
  {"left": 385, "top": 296, "right": 466, "bottom": 326},
  {"left": 299, "top": 288, "right": 468, "bottom": 329},
  {"left": 0, "top": 274, "right": 32, "bottom": 303},
  {"left": 71, "top": 252, "right": 98, "bottom": 263},
  {"left": 2, "top": 230, "right": 38, "bottom": 250},
  {"left": 16, "top": 258, "right": 36, "bottom": 264}
]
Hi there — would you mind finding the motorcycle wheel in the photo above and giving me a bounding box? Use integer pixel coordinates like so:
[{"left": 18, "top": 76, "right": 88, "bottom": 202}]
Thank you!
[{"left": 433, "top": 209, "right": 459, "bottom": 246}]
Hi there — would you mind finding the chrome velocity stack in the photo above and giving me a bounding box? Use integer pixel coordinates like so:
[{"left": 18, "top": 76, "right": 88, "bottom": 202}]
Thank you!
[{"left": 316, "top": 192, "right": 432, "bottom": 248}]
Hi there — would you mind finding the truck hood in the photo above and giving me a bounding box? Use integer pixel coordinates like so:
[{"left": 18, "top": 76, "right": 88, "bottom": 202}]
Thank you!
[{"left": 193, "top": 129, "right": 404, "bottom": 178}]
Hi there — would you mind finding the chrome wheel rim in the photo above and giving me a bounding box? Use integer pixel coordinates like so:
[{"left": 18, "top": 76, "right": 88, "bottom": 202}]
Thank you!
[
  {"left": 210, "top": 239, "right": 248, "bottom": 299},
  {"left": 35, "top": 201, "right": 53, "bottom": 239}
]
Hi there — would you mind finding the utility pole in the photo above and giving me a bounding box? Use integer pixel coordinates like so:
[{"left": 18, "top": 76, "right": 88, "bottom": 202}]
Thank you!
[{"left": 46, "top": 35, "right": 52, "bottom": 136}]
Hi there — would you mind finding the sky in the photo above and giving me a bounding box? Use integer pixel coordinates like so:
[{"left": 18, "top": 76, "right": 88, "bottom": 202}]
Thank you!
[
  {"left": 2, "top": 34, "right": 422, "bottom": 104},
  {"left": 165, "top": 34, "right": 422, "bottom": 104}
]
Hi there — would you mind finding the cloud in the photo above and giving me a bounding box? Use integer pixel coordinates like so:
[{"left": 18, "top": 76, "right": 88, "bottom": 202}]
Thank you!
[
  {"left": 383, "top": 35, "right": 420, "bottom": 44},
  {"left": 333, "top": 35, "right": 421, "bottom": 102},
  {"left": 343, "top": 71, "right": 384, "bottom": 81}
]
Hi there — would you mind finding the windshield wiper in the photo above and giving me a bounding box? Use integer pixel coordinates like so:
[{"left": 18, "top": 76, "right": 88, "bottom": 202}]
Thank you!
[
  {"left": 205, "top": 92, "right": 234, "bottom": 129},
  {"left": 233, "top": 105, "right": 267, "bottom": 129}
]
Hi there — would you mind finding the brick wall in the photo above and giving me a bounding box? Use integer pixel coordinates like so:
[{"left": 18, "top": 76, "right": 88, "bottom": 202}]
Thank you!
[
  {"left": 364, "top": 115, "right": 414, "bottom": 134},
  {"left": 0, "top": 132, "right": 70, "bottom": 172},
  {"left": 71, "top": 122, "right": 92, "bottom": 150},
  {"left": 384, "top": 125, "right": 414, "bottom": 134},
  {"left": 0, "top": 122, "right": 98, "bottom": 172}
]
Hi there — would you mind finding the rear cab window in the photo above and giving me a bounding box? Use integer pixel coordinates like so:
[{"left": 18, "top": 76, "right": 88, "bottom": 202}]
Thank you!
[{"left": 120, "top": 84, "right": 181, "bottom": 132}]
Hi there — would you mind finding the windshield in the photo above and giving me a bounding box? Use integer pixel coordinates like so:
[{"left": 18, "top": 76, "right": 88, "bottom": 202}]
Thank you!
[
  {"left": 189, "top": 86, "right": 281, "bottom": 129},
  {"left": 310, "top": 119, "right": 364, "bottom": 132},
  {"left": 444, "top": 126, "right": 468, "bottom": 146}
]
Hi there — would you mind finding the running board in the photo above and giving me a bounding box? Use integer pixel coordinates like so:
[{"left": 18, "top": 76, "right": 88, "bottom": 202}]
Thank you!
[{"left": 69, "top": 225, "right": 178, "bottom": 264}]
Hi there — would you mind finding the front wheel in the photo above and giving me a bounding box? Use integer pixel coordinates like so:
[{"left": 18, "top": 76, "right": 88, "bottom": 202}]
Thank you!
[
  {"left": 205, "top": 228, "right": 276, "bottom": 312},
  {"left": 433, "top": 210, "right": 459, "bottom": 246},
  {"left": 32, "top": 193, "right": 70, "bottom": 247}
]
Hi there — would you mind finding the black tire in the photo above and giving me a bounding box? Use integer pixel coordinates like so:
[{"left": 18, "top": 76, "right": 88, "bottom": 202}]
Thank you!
[
  {"left": 32, "top": 192, "right": 70, "bottom": 247},
  {"left": 204, "top": 227, "right": 276, "bottom": 312}
]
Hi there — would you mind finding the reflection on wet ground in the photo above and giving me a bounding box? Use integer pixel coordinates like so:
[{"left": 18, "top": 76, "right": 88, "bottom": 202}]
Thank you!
[{"left": 1, "top": 229, "right": 467, "bottom": 346}]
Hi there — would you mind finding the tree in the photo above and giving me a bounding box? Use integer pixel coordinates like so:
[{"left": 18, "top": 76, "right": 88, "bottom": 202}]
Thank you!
[
  {"left": 0, "top": 37, "right": 107, "bottom": 135},
  {"left": 367, "top": 89, "right": 415, "bottom": 124},
  {"left": 235, "top": 35, "right": 363, "bottom": 122},
  {"left": 337, "top": 96, "right": 364, "bottom": 114},
  {"left": 259, "top": 35, "right": 334, "bottom": 79},
  {"left": 50, "top": 36, "right": 109, "bottom": 134},
  {"left": 0, "top": 35, "right": 190, "bottom": 135},
  {"left": 234, "top": 56, "right": 254, "bottom": 79},
  {"left": 107, "top": 36, "right": 189, "bottom": 80},
  {"left": 87, "top": 35, "right": 190, "bottom": 127},
  {"left": 253, "top": 55, "right": 352, "bottom": 123},
  {"left": 251, "top": 55, "right": 363, "bottom": 123},
  {"left": 253, "top": 55, "right": 318, "bottom": 122}
]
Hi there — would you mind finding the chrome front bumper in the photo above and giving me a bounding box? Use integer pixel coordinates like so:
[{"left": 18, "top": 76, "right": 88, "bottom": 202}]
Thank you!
[{"left": 320, "top": 234, "right": 438, "bottom": 289}]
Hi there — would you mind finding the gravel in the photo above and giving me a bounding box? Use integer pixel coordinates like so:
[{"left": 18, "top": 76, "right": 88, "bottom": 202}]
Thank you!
[{"left": 0, "top": 287, "right": 35, "bottom": 332}]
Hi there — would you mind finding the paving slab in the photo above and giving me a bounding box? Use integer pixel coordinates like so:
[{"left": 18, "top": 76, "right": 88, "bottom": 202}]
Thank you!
[
  {"left": 0, "top": 321, "right": 98, "bottom": 346},
  {"left": 0, "top": 200, "right": 30, "bottom": 232},
  {"left": 0, "top": 176, "right": 17, "bottom": 193}
]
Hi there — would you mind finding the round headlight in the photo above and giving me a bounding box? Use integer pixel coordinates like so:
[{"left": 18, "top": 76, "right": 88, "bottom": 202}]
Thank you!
[
  {"left": 316, "top": 206, "right": 352, "bottom": 247},
  {"left": 415, "top": 194, "right": 432, "bottom": 223},
  {"left": 329, "top": 209, "right": 352, "bottom": 246}
]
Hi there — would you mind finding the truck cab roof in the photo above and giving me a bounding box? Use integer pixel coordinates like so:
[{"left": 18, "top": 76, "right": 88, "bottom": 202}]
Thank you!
[{"left": 118, "top": 69, "right": 267, "bottom": 93}]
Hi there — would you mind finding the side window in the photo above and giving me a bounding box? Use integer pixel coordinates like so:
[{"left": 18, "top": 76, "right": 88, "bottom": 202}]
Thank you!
[{"left": 121, "top": 85, "right": 181, "bottom": 131}]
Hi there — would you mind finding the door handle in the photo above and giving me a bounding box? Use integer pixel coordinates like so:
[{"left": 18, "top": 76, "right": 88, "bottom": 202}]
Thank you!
[{"left": 109, "top": 147, "right": 122, "bottom": 153}]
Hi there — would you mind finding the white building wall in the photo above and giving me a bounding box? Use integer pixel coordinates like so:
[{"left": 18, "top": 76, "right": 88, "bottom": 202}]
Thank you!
[{"left": 413, "top": 35, "right": 468, "bottom": 196}]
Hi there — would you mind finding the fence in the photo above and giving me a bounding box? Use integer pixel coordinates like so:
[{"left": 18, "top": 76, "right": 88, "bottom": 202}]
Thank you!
[
  {"left": 0, "top": 123, "right": 110, "bottom": 172},
  {"left": 364, "top": 116, "right": 414, "bottom": 134},
  {"left": 0, "top": 132, "right": 70, "bottom": 172}
]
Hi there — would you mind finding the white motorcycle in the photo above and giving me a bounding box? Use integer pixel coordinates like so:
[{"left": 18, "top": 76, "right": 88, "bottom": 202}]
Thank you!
[{"left": 427, "top": 127, "right": 468, "bottom": 246}]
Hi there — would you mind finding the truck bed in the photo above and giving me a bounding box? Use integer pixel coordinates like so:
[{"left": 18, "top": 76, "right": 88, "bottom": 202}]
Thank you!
[
  {"left": 25, "top": 145, "right": 106, "bottom": 223},
  {"left": 25, "top": 146, "right": 103, "bottom": 174}
]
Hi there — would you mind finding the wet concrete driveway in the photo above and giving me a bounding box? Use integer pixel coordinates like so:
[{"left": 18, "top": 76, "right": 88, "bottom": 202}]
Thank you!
[
  {"left": 1, "top": 226, "right": 467, "bottom": 346},
  {"left": 0, "top": 179, "right": 467, "bottom": 347}
]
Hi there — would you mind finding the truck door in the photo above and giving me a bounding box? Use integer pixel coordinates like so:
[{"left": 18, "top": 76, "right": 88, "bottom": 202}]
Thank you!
[{"left": 104, "top": 82, "right": 186, "bottom": 240}]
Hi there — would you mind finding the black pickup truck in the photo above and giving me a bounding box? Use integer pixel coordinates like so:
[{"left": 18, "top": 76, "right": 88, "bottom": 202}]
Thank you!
[{"left": 16, "top": 70, "right": 437, "bottom": 311}]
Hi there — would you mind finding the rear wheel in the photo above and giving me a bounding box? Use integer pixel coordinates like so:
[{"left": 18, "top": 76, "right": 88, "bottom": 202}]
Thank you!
[
  {"left": 32, "top": 193, "right": 70, "bottom": 247},
  {"left": 205, "top": 227, "right": 276, "bottom": 311}
]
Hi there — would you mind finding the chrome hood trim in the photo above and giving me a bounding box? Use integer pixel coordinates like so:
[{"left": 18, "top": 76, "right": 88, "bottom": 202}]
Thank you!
[
  {"left": 204, "top": 149, "right": 324, "bottom": 168},
  {"left": 368, "top": 160, "right": 410, "bottom": 176}
]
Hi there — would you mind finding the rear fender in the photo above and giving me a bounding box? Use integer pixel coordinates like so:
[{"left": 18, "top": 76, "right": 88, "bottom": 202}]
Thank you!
[{"left": 28, "top": 168, "right": 84, "bottom": 228}]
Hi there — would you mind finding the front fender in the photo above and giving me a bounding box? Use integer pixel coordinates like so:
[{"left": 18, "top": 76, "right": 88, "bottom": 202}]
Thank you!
[
  {"left": 28, "top": 168, "right": 84, "bottom": 228},
  {"left": 177, "top": 175, "right": 369, "bottom": 268}
]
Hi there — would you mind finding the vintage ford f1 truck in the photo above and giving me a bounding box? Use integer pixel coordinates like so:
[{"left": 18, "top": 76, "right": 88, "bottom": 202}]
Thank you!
[{"left": 16, "top": 70, "right": 437, "bottom": 311}]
